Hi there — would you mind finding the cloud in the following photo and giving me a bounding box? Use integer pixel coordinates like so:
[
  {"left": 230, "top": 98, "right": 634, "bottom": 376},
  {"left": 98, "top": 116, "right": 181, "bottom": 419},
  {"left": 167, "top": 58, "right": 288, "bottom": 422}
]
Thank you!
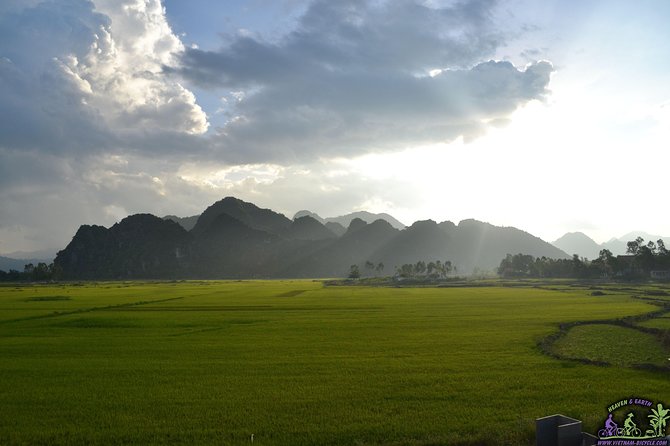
[
  {"left": 173, "top": 0, "right": 553, "bottom": 162},
  {"left": 0, "top": 0, "right": 210, "bottom": 251},
  {"left": 0, "top": 149, "right": 199, "bottom": 252},
  {"left": 0, "top": 1, "right": 112, "bottom": 153},
  {"left": 0, "top": 0, "right": 554, "bottom": 253},
  {"left": 178, "top": 0, "right": 502, "bottom": 88},
  {"left": 0, "top": 148, "right": 418, "bottom": 252},
  {"left": 0, "top": 0, "right": 207, "bottom": 157},
  {"left": 174, "top": 160, "right": 422, "bottom": 219},
  {"left": 73, "top": 0, "right": 209, "bottom": 135}
]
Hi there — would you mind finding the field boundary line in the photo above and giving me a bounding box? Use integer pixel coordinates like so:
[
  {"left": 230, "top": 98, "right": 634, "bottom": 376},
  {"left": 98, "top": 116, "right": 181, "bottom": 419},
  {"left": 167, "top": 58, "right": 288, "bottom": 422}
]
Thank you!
[
  {"left": 0, "top": 296, "right": 185, "bottom": 325},
  {"left": 538, "top": 294, "right": 670, "bottom": 371}
]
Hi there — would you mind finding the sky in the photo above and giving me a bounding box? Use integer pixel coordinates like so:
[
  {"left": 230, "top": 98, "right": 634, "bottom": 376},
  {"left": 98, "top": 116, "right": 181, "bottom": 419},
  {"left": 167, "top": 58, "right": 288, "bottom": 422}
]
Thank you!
[{"left": 0, "top": 0, "right": 669, "bottom": 256}]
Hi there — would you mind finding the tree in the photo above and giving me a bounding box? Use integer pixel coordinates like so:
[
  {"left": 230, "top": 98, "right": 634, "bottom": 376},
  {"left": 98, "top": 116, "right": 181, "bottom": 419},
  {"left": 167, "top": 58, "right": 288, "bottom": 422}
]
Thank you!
[
  {"left": 647, "top": 241, "right": 657, "bottom": 255},
  {"left": 348, "top": 264, "right": 360, "bottom": 279},
  {"left": 396, "top": 264, "right": 414, "bottom": 278},
  {"left": 636, "top": 243, "right": 656, "bottom": 273},
  {"left": 444, "top": 261, "right": 453, "bottom": 277},
  {"left": 497, "top": 253, "right": 603, "bottom": 278},
  {"left": 364, "top": 260, "right": 375, "bottom": 276},
  {"left": 627, "top": 237, "right": 645, "bottom": 255},
  {"left": 426, "top": 261, "right": 436, "bottom": 278},
  {"left": 599, "top": 249, "right": 613, "bottom": 262},
  {"left": 32, "top": 263, "right": 50, "bottom": 281},
  {"left": 571, "top": 254, "right": 588, "bottom": 277},
  {"left": 657, "top": 240, "right": 670, "bottom": 270},
  {"left": 50, "top": 263, "right": 63, "bottom": 281},
  {"left": 498, "top": 254, "right": 514, "bottom": 277},
  {"left": 375, "top": 262, "right": 384, "bottom": 275},
  {"left": 646, "top": 403, "right": 670, "bottom": 438},
  {"left": 592, "top": 249, "right": 614, "bottom": 277},
  {"left": 23, "top": 263, "right": 35, "bottom": 275}
]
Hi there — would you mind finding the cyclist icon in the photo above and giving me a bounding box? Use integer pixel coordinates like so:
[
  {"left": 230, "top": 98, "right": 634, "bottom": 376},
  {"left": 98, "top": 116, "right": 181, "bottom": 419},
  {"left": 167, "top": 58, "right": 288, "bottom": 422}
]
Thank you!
[
  {"left": 598, "top": 414, "right": 618, "bottom": 437},
  {"left": 623, "top": 413, "right": 641, "bottom": 437}
]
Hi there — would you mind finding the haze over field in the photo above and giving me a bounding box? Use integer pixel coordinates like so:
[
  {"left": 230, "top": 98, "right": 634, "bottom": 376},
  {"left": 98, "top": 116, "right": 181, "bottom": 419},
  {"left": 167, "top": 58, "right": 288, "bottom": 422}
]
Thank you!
[{"left": 1, "top": 0, "right": 669, "bottom": 255}]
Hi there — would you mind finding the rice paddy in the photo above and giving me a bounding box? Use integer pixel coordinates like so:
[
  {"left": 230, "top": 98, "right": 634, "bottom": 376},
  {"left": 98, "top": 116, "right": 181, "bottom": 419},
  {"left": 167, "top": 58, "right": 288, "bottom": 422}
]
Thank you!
[{"left": 0, "top": 280, "right": 668, "bottom": 445}]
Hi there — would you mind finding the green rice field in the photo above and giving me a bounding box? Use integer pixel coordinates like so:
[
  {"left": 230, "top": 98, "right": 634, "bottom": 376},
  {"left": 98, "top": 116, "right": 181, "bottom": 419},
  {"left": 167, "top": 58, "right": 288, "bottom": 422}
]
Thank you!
[
  {"left": 552, "top": 324, "right": 668, "bottom": 367},
  {"left": 0, "top": 280, "right": 669, "bottom": 445}
]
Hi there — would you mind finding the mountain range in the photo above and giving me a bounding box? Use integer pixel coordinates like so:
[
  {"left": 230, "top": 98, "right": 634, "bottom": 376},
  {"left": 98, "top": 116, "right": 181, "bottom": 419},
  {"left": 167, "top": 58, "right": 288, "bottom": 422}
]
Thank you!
[
  {"left": 162, "top": 209, "right": 405, "bottom": 237},
  {"left": 293, "top": 210, "right": 406, "bottom": 231},
  {"left": 0, "top": 248, "right": 56, "bottom": 272},
  {"left": 53, "top": 196, "right": 569, "bottom": 279},
  {"left": 0, "top": 255, "right": 53, "bottom": 273},
  {"left": 552, "top": 231, "right": 670, "bottom": 260}
]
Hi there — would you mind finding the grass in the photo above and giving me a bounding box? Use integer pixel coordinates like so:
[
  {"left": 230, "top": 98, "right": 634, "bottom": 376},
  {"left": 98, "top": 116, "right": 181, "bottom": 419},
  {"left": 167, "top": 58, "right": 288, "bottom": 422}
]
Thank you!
[
  {"left": 552, "top": 324, "right": 669, "bottom": 367},
  {"left": 639, "top": 315, "right": 670, "bottom": 330},
  {"left": 0, "top": 280, "right": 669, "bottom": 445}
]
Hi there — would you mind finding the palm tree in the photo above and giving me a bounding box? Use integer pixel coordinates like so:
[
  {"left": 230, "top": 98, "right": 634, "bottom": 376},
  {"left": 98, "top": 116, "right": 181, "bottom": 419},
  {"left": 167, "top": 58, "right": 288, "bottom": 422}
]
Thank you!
[{"left": 646, "top": 403, "right": 670, "bottom": 437}]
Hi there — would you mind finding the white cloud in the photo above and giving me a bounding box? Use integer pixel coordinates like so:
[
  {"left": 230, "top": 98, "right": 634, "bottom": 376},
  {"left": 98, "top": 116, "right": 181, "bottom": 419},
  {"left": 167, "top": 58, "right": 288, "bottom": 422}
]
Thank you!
[
  {"left": 0, "top": 0, "right": 208, "bottom": 156},
  {"left": 69, "top": 0, "right": 209, "bottom": 134}
]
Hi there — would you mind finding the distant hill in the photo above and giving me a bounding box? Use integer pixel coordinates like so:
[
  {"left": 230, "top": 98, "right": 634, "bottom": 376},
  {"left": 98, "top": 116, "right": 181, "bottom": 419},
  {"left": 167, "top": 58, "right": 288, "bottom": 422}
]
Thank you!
[
  {"left": 284, "top": 216, "right": 337, "bottom": 241},
  {"left": 448, "top": 219, "right": 569, "bottom": 272},
  {"left": 601, "top": 238, "right": 627, "bottom": 256},
  {"left": 325, "top": 221, "right": 346, "bottom": 237},
  {"left": 55, "top": 214, "right": 189, "bottom": 279},
  {"left": 281, "top": 219, "right": 399, "bottom": 277},
  {"left": 189, "top": 213, "right": 285, "bottom": 278},
  {"left": 0, "top": 256, "right": 21, "bottom": 272},
  {"left": 618, "top": 231, "right": 670, "bottom": 247},
  {"left": 193, "top": 197, "right": 292, "bottom": 235},
  {"left": 367, "top": 218, "right": 568, "bottom": 273},
  {"left": 3, "top": 249, "right": 57, "bottom": 261},
  {"left": 552, "top": 231, "right": 670, "bottom": 258},
  {"left": 370, "top": 220, "right": 451, "bottom": 269},
  {"left": 54, "top": 197, "right": 572, "bottom": 279},
  {"left": 294, "top": 210, "right": 406, "bottom": 230},
  {"left": 293, "top": 210, "right": 325, "bottom": 224},
  {"left": 163, "top": 214, "right": 199, "bottom": 231},
  {"left": 552, "top": 232, "right": 603, "bottom": 260},
  {"left": 0, "top": 256, "right": 50, "bottom": 272},
  {"left": 166, "top": 207, "right": 407, "bottom": 234}
]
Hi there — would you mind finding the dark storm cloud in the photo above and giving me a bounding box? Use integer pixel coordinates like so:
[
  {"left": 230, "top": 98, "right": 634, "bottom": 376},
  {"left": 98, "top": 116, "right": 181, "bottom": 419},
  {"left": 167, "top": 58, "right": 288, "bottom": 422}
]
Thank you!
[{"left": 172, "top": 0, "right": 553, "bottom": 161}]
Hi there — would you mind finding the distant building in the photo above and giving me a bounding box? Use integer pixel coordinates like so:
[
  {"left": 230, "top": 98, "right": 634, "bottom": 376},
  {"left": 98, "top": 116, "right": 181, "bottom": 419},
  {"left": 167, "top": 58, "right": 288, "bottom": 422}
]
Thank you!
[{"left": 651, "top": 270, "right": 670, "bottom": 280}]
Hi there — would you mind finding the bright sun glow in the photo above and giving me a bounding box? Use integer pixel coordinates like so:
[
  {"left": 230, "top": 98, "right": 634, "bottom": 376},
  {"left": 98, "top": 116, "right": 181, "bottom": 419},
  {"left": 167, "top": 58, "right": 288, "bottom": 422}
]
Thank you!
[{"left": 338, "top": 67, "right": 670, "bottom": 244}]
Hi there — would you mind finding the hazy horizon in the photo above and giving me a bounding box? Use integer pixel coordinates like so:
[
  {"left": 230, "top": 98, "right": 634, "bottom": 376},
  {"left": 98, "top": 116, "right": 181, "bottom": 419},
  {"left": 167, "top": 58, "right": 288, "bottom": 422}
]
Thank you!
[{"left": 1, "top": 0, "right": 669, "bottom": 254}]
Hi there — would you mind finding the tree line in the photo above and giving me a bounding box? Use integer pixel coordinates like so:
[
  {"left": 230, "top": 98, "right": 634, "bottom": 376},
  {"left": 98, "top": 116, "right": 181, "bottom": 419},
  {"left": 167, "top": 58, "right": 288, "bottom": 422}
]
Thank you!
[
  {"left": 0, "top": 263, "right": 62, "bottom": 282},
  {"left": 623, "top": 237, "right": 670, "bottom": 274},
  {"left": 349, "top": 260, "right": 455, "bottom": 279},
  {"left": 498, "top": 237, "right": 670, "bottom": 279}
]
